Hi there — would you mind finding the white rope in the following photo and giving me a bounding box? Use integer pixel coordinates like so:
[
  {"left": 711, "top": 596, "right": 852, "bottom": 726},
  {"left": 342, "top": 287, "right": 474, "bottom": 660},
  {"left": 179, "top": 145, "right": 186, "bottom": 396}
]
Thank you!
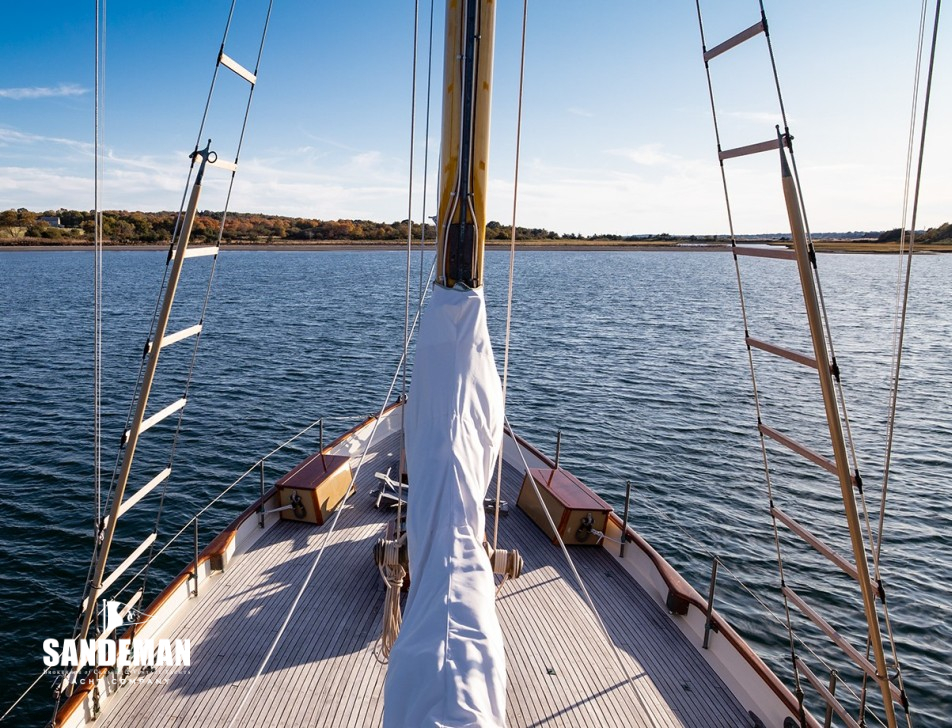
[{"left": 590, "top": 529, "right": 623, "bottom": 546}]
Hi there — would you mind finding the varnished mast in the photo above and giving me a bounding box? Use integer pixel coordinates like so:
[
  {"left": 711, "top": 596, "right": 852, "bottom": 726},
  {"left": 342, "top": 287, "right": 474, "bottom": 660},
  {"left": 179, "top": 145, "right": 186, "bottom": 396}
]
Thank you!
[{"left": 436, "top": 0, "right": 496, "bottom": 289}]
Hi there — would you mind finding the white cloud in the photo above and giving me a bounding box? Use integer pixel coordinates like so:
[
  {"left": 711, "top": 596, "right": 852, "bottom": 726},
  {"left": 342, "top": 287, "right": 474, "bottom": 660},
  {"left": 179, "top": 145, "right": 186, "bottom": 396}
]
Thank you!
[
  {"left": 608, "top": 144, "right": 680, "bottom": 167},
  {"left": 567, "top": 107, "right": 594, "bottom": 118},
  {"left": 486, "top": 155, "right": 729, "bottom": 236},
  {"left": 0, "top": 84, "right": 88, "bottom": 100},
  {"left": 725, "top": 110, "right": 785, "bottom": 125},
  {"left": 0, "top": 127, "right": 92, "bottom": 154},
  {"left": 351, "top": 150, "right": 384, "bottom": 170}
]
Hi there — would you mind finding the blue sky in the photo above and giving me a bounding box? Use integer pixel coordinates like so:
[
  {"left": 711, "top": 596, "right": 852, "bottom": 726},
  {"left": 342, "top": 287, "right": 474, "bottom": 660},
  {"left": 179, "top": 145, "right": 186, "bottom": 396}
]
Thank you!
[{"left": 0, "top": 1, "right": 948, "bottom": 235}]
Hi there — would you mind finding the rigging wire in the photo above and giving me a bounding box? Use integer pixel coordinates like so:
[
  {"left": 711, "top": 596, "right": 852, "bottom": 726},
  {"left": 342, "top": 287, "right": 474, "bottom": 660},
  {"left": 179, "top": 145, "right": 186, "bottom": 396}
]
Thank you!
[
  {"left": 1, "top": 666, "right": 53, "bottom": 723},
  {"left": 760, "top": 3, "right": 913, "bottom": 720},
  {"left": 877, "top": 0, "right": 941, "bottom": 565},
  {"left": 859, "top": 2, "right": 941, "bottom": 723},
  {"left": 697, "top": 3, "right": 910, "bottom": 722},
  {"left": 486, "top": 8, "right": 674, "bottom": 711},
  {"left": 57, "top": 2, "right": 108, "bottom": 718},
  {"left": 418, "top": 0, "right": 436, "bottom": 307},
  {"left": 139, "top": 0, "right": 275, "bottom": 604},
  {"left": 94, "top": 0, "right": 244, "bottom": 559},
  {"left": 398, "top": 0, "right": 421, "bottom": 539},
  {"left": 692, "top": 0, "right": 804, "bottom": 710},
  {"left": 69, "top": 4, "right": 276, "bottom": 706},
  {"left": 68, "top": 0, "right": 109, "bottom": 680},
  {"left": 93, "top": 0, "right": 105, "bottom": 530},
  {"left": 492, "top": 0, "right": 528, "bottom": 551}
]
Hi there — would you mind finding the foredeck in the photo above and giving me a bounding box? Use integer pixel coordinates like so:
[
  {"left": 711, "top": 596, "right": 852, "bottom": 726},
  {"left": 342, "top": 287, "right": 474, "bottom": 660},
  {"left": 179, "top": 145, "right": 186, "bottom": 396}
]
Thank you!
[{"left": 95, "top": 432, "right": 753, "bottom": 727}]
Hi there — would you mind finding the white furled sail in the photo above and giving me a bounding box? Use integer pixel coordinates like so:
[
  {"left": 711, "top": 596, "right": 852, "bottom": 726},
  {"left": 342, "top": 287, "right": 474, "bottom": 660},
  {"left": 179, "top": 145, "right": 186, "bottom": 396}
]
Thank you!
[
  {"left": 384, "top": 285, "right": 505, "bottom": 726},
  {"left": 384, "top": 0, "right": 504, "bottom": 725}
]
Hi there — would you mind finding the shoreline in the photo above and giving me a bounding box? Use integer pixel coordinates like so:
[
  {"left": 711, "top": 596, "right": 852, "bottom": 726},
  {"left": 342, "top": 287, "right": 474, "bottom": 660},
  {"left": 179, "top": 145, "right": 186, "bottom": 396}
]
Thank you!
[
  {"left": 1, "top": 240, "right": 948, "bottom": 254},
  {"left": 0, "top": 241, "right": 731, "bottom": 253}
]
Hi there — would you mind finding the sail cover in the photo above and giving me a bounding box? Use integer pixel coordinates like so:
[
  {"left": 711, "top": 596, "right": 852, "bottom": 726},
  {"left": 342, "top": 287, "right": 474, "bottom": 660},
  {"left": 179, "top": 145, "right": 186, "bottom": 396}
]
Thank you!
[{"left": 383, "top": 284, "right": 506, "bottom": 727}]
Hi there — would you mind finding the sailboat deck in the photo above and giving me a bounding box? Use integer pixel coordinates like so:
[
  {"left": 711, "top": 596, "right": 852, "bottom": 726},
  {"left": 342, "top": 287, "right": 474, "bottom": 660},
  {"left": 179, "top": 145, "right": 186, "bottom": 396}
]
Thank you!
[{"left": 96, "top": 432, "right": 753, "bottom": 727}]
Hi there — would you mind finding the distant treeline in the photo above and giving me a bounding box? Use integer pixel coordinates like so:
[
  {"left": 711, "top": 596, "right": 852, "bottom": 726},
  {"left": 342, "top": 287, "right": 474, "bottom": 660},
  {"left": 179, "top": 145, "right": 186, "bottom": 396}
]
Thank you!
[
  {"left": 0, "top": 208, "right": 563, "bottom": 243},
  {"left": 2, "top": 208, "right": 949, "bottom": 244},
  {"left": 877, "top": 223, "right": 952, "bottom": 244},
  {"left": 0, "top": 208, "right": 710, "bottom": 244}
]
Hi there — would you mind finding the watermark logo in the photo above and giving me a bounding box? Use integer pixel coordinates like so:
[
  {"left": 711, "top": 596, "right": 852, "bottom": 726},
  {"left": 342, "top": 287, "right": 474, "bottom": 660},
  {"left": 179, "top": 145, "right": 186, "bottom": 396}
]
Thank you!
[{"left": 43, "top": 599, "right": 190, "bottom": 670}]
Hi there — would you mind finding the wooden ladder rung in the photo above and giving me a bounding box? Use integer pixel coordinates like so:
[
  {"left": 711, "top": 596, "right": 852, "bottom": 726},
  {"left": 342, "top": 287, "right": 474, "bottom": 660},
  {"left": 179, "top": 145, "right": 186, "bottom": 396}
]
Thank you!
[
  {"left": 208, "top": 157, "right": 238, "bottom": 173},
  {"left": 733, "top": 246, "right": 796, "bottom": 261},
  {"left": 794, "top": 657, "right": 861, "bottom": 728},
  {"left": 124, "top": 398, "right": 187, "bottom": 446},
  {"left": 759, "top": 423, "right": 838, "bottom": 476},
  {"left": 783, "top": 586, "right": 903, "bottom": 704},
  {"left": 140, "top": 397, "right": 187, "bottom": 434},
  {"left": 118, "top": 467, "right": 172, "bottom": 518},
  {"left": 161, "top": 324, "right": 202, "bottom": 349},
  {"left": 719, "top": 137, "right": 781, "bottom": 161},
  {"left": 82, "top": 534, "right": 157, "bottom": 609},
  {"left": 218, "top": 51, "right": 257, "bottom": 84},
  {"left": 746, "top": 337, "right": 818, "bottom": 369},
  {"left": 183, "top": 246, "right": 219, "bottom": 259},
  {"left": 703, "top": 19, "right": 766, "bottom": 62},
  {"left": 771, "top": 506, "right": 877, "bottom": 593}
]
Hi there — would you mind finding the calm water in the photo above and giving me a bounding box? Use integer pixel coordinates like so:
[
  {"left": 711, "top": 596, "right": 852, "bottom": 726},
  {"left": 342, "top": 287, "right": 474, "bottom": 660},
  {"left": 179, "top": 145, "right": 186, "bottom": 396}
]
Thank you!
[{"left": 0, "top": 249, "right": 949, "bottom": 725}]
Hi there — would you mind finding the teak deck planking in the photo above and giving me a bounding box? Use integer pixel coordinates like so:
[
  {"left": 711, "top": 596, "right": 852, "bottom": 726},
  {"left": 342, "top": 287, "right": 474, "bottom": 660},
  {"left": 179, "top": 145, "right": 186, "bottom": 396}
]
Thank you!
[{"left": 96, "top": 432, "right": 753, "bottom": 727}]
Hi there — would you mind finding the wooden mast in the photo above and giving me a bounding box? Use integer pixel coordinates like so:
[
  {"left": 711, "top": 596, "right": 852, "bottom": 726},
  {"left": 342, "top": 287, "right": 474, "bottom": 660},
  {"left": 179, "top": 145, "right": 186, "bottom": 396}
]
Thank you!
[{"left": 436, "top": 0, "right": 496, "bottom": 290}]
